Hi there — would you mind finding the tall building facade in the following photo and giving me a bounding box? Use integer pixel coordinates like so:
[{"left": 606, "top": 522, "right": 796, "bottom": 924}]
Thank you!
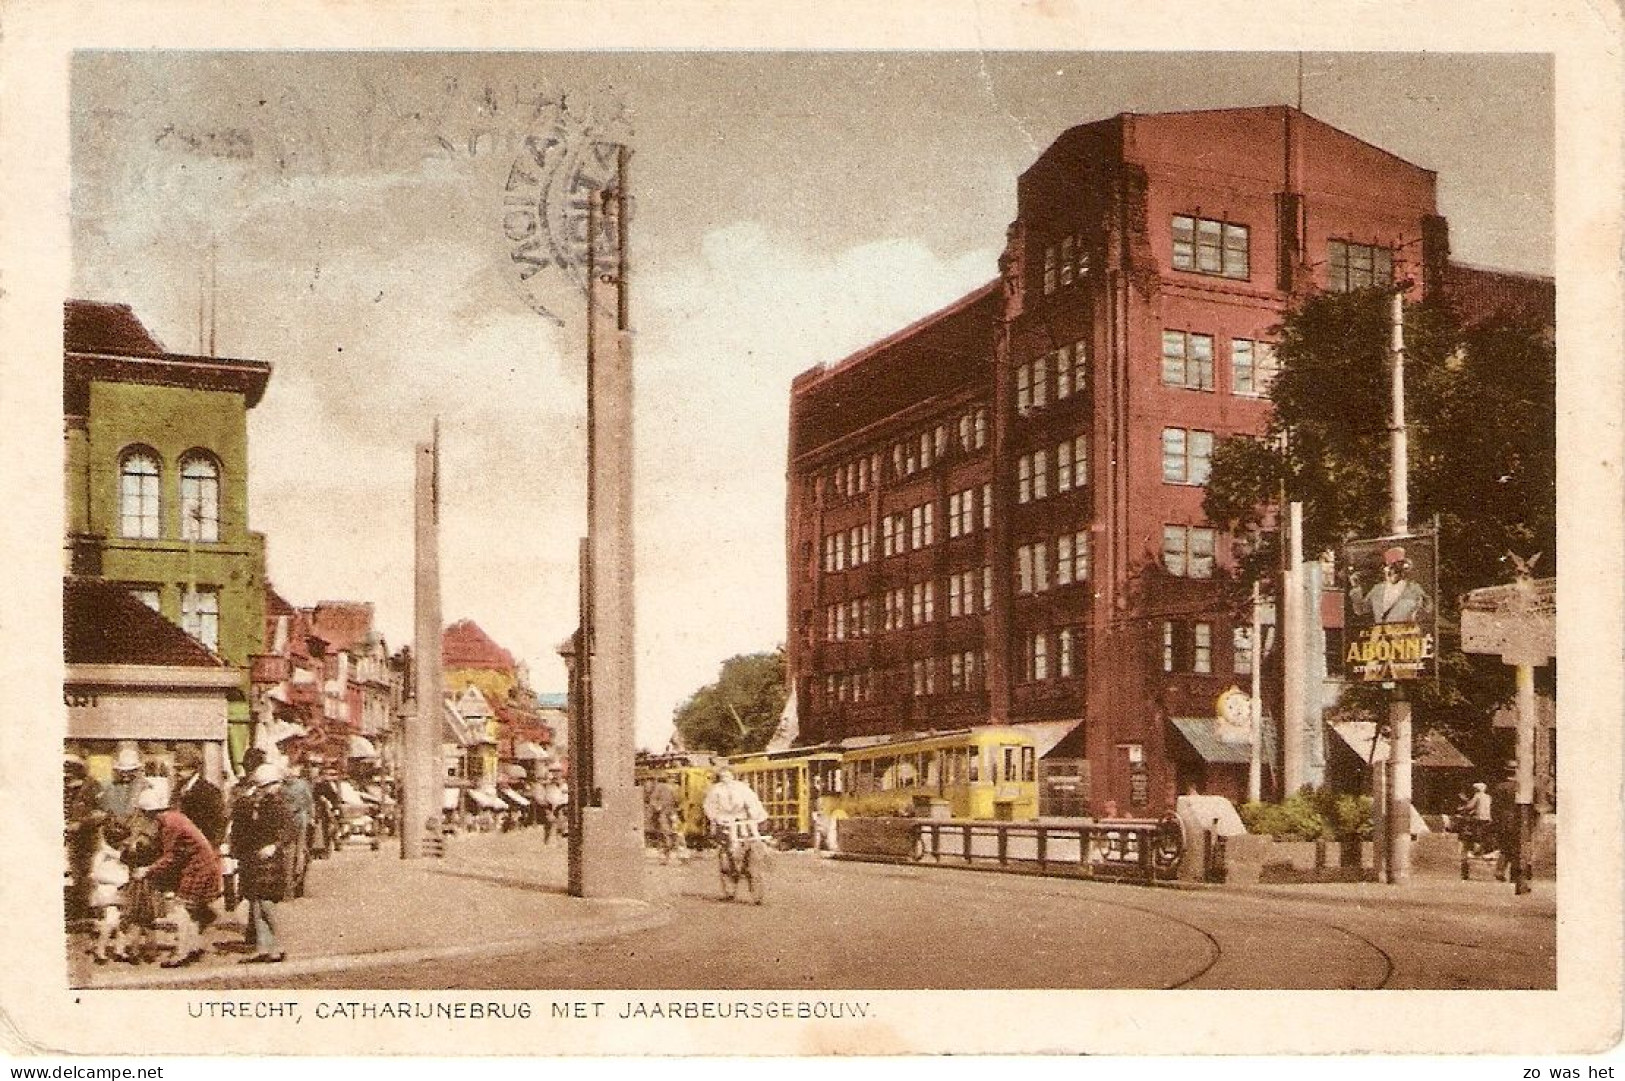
[
  {"left": 787, "top": 107, "right": 1458, "bottom": 816},
  {"left": 64, "top": 300, "right": 272, "bottom": 771}
]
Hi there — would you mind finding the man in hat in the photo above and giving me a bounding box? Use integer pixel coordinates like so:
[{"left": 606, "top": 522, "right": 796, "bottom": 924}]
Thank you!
[
  {"left": 173, "top": 746, "right": 226, "bottom": 850},
  {"left": 98, "top": 745, "right": 146, "bottom": 818},
  {"left": 1350, "top": 546, "right": 1430, "bottom": 625},
  {"left": 63, "top": 753, "right": 104, "bottom": 921},
  {"left": 1491, "top": 761, "right": 1525, "bottom": 889},
  {"left": 228, "top": 762, "right": 295, "bottom": 964},
  {"left": 133, "top": 777, "right": 222, "bottom": 968}
]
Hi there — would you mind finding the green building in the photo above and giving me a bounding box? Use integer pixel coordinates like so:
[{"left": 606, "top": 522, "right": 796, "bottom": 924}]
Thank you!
[{"left": 64, "top": 300, "right": 272, "bottom": 773}]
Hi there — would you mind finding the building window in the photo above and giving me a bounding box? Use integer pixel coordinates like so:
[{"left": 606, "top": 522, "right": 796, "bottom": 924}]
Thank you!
[
  {"left": 1232, "top": 338, "right": 1280, "bottom": 397},
  {"left": 885, "top": 588, "right": 907, "bottom": 631},
  {"left": 179, "top": 454, "right": 220, "bottom": 542},
  {"left": 1055, "top": 342, "right": 1087, "bottom": 400},
  {"left": 1056, "top": 434, "right": 1087, "bottom": 492},
  {"left": 981, "top": 483, "right": 993, "bottom": 530},
  {"left": 1234, "top": 626, "right": 1254, "bottom": 676},
  {"left": 1024, "top": 633, "right": 1049, "bottom": 682},
  {"left": 1172, "top": 215, "right": 1249, "bottom": 279},
  {"left": 1043, "top": 244, "right": 1058, "bottom": 295},
  {"left": 181, "top": 588, "right": 220, "bottom": 653},
  {"left": 1162, "top": 621, "right": 1176, "bottom": 673},
  {"left": 910, "top": 503, "right": 935, "bottom": 549},
  {"left": 948, "top": 489, "right": 975, "bottom": 538},
  {"left": 1058, "top": 627, "right": 1077, "bottom": 678},
  {"left": 1161, "top": 331, "right": 1215, "bottom": 391},
  {"left": 982, "top": 565, "right": 993, "bottom": 613},
  {"left": 1161, "top": 620, "right": 1215, "bottom": 674},
  {"left": 911, "top": 581, "right": 935, "bottom": 625},
  {"left": 975, "top": 409, "right": 987, "bottom": 449},
  {"left": 948, "top": 569, "right": 977, "bottom": 618},
  {"left": 1056, "top": 531, "right": 1090, "bottom": 585},
  {"left": 1194, "top": 622, "right": 1213, "bottom": 674},
  {"left": 1162, "top": 525, "right": 1216, "bottom": 578},
  {"left": 1016, "top": 542, "right": 1050, "bottom": 595},
  {"left": 1161, "top": 428, "right": 1214, "bottom": 485},
  {"left": 119, "top": 448, "right": 161, "bottom": 539},
  {"left": 1327, "top": 239, "right": 1394, "bottom": 293},
  {"left": 126, "top": 586, "right": 161, "bottom": 611}
]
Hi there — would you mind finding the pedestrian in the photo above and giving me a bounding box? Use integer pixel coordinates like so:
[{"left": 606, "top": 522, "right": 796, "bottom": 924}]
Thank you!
[
  {"left": 86, "top": 819, "right": 132, "bottom": 964},
  {"left": 1457, "top": 782, "right": 1493, "bottom": 856},
  {"left": 63, "top": 753, "right": 104, "bottom": 923},
  {"left": 542, "top": 775, "right": 568, "bottom": 843},
  {"left": 173, "top": 746, "right": 227, "bottom": 850},
  {"left": 1491, "top": 763, "right": 1523, "bottom": 887},
  {"left": 134, "top": 778, "right": 222, "bottom": 968},
  {"left": 98, "top": 744, "right": 145, "bottom": 818},
  {"left": 230, "top": 762, "right": 296, "bottom": 964},
  {"left": 647, "top": 776, "right": 679, "bottom": 862},
  {"left": 281, "top": 759, "right": 315, "bottom": 897}
]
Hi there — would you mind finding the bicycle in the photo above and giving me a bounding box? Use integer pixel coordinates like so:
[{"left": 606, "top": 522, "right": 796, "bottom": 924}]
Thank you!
[{"left": 715, "top": 818, "right": 767, "bottom": 904}]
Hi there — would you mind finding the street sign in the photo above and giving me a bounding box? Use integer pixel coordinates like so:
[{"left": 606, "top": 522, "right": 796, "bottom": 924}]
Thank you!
[{"left": 1461, "top": 576, "right": 1555, "bottom": 666}]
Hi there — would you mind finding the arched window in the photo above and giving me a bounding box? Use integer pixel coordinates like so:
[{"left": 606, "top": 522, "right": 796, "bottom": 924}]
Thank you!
[
  {"left": 119, "top": 449, "right": 161, "bottom": 539},
  {"left": 179, "top": 453, "right": 220, "bottom": 542}
]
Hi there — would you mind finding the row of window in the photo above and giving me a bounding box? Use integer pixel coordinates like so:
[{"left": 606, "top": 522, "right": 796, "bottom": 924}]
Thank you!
[
  {"left": 1016, "top": 434, "right": 1089, "bottom": 504},
  {"left": 827, "top": 484, "right": 996, "bottom": 573},
  {"left": 1020, "top": 626, "right": 1084, "bottom": 682},
  {"left": 825, "top": 408, "right": 991, "bottom": 501},
  {"left": 124, "top": 584, "right": 221, "bottom": 653},
  {"left": 841, "top": 743, "right": 1035, "bottom": 794},
  {"left": 1161, "top": 331, "right": 1279, "bottom": 395},
  {"left": 1015, "top": 340, "right": 1089, "bottom": 414},
  {"left": 821, "top": 649, "right": 991, "bottom": 706},
  {"left": 821, "top": 525, "right": 873, "bottom": 573},
  {"left": 118, "top": 448, "right": 222, "bottom": 542},
  {"left": 1171, "top": 215, "right": 1395, "bottom": 295},
  {"left": 1014, "top": 531, "right": 1092, "bottom": 596},
  {"left": 824, "top": 567, "right": 996, "bottom": 642},
  {"left": 1161, "top": 621, "right": 1254, "bottom": 676},
  {"left": 1041, "top": 233, "right": 1090, "bottom": 295}
]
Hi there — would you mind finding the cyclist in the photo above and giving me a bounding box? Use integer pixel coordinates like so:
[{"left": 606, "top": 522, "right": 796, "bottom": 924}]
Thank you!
[
  {"left": 703, "top": 765, "right": 769, "bottom": 841},
  {"left": 645, "top": 776, "right": 681, "bottom": 862}
]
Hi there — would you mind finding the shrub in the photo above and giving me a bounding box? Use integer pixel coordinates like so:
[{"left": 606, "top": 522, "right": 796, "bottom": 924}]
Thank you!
[{"left": 1239, "top": 787, "right": 1373, "bottom": 841}]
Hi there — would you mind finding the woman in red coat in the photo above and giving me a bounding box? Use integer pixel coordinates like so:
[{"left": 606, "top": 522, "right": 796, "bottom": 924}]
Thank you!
[{"left": 134, "top": 780, "right": 222, "bottom": 968}]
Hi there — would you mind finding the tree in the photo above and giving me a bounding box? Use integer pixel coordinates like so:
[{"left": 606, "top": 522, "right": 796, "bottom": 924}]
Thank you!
[
  {"left": 671, "top": 650, "right": 788, "bottom": 756},
  {"left": 1203, "top": 286, "right": 1556, "bottom": 762}
]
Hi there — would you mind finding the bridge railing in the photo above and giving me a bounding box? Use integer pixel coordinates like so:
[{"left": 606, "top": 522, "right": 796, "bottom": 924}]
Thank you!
[{"left": 911, "top": 817, "right": 1182, "bottom": 885}]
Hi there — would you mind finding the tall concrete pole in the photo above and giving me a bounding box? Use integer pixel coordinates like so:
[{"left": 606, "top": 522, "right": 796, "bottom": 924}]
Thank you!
[
  {"left": 1247, "top": 580, "right": 1263, "bottom": 802},
  {"left": 403, "top": 425, "right": 443, "bottom": 858},
  {"left": 1281, "top": 501, "right": 1305, "bottom": 796},
  {"left": 1387, "top": 287, "right": 1413, "bottom": 884},
  {"left": 571, "top": 147, "right": 645, "bottom": 899}
]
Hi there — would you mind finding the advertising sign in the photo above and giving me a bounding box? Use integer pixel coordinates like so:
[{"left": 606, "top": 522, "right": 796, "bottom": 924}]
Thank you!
[{"left": 1340, "top": 532, "right": 1439, "bottom": 683}]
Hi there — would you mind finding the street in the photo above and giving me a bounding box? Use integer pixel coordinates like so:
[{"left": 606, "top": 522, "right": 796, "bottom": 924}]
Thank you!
[{"left": 116, "top": 831, "right": 1555, "bottom": 992}]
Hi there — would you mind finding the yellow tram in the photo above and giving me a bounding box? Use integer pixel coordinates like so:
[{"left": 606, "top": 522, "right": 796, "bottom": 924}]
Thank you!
[
  {"left": 728, "top": 746, "right": 844, "bottom": 846},
  {"left": 634, "top": 753, "right": 717, "bottom": 844},
  {"left": 832, "top": 726, "right": 1039, "bottom": 821}
]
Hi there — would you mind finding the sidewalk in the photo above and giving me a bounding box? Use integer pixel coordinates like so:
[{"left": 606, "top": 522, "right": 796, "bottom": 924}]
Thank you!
[
  {"left": 1212, "top": 875, "right": 1558, "bottom": 918},
  {"left": 72, "top": 829, "right": 669, "bottom": 988}
]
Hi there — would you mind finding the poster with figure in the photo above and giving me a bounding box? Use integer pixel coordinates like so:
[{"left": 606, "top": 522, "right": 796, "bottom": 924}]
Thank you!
[{"left": 1341, "top": 533, "right": 1439, "bottom": 683}]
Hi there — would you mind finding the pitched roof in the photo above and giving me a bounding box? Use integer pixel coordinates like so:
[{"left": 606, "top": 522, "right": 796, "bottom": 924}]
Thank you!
[
  {"left": 65, "top": 300, "right": 167, "bottom": 357},
  {"left": 64, "top": 578, "right": 225, "bottom": 667},
  {"left": 442, "top": 619, "right": 515, "bottom": 670},
  {"left": 310, "top": 601, "right": 376, "bottom": 652}
]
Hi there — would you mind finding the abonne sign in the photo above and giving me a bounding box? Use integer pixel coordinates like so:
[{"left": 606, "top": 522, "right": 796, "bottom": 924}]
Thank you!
[{"left": 1341, "top": 533, "right": 1439, "bottom": 683}]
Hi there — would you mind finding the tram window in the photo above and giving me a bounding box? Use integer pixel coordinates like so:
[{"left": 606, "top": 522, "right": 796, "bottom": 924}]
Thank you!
[
  {"left": 1022, "top": 746, "right": 1036, "bottom": 782},
  {"left": 1003, "top": 746, "right": 1017, "bottom": 783},
  {"left": 968, "top": 749, "right": 980, "bottom": 783},
  {"left": 925, "top": 751, "right": 939, "bottom": 786}
]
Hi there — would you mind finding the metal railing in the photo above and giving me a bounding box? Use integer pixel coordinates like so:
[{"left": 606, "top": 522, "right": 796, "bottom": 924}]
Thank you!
[{"left": 912, "top": 817, "right": 1183, "bottom": 885}]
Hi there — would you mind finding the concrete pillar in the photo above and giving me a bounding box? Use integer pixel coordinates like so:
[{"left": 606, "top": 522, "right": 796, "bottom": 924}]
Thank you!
[{"left": 401, "top": 437, "right": 442, "bottom": 859}]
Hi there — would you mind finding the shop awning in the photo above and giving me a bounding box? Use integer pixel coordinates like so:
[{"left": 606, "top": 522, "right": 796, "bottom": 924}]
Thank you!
[
  {"left": 348, "top": 735, "right": 379, "bottom": 759},
  {"left": 1169, "top": 716, "right": 1277, "bottom": 766},
  {"left": 441, "top": 788, "right": 462, "bottom": 811},
  {"left": 467, "top": 788, "right": 507, "bottom": 811},
  {"left": 1330, "top": 722, "right": 1474, "bottom": 768},
  {"left": 498, "top": 787, "right": 531, "bottom": 807},
  {"left": 514, "top": 740, "right": 550, "bottom": 761}
]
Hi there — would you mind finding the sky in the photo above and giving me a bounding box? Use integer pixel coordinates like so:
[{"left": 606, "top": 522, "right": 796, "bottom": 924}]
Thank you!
[{"left": 68, "top": 52, "right": 1554, "bottom": 750}]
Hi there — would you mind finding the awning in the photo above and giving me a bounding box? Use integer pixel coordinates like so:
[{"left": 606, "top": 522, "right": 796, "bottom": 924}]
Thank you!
[
  {"left": 1009, "top": 719, "right": 1083, "bottom": 759},
  {"left": 1330, "top": 722, "right": 1474, "bottom": 769},
  {"left": 441, "top": 788, "right": 460, "bottom": 811},
  {"left": 1169, "top": 716, "right": 1277, "bottom": 766},
  {"left": 337, "top": 780, "right": 366, "bottom": 807},
  {"left": 467, "top": 788, "right": 507, "bottom": 811},
  {"left": 514, "top": 740, "right": 550, "bottom": 761},
  {"left": 348, "top": 735, "right": 379, "bottom": 759},
  {"left": 498, "top": 787, "right": 531, "bottom": 807}
]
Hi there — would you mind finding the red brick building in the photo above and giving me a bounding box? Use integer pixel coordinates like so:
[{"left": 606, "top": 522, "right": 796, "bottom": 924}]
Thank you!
[{"left": 787, "top": 106, "right": 1510, "bottom": 816}]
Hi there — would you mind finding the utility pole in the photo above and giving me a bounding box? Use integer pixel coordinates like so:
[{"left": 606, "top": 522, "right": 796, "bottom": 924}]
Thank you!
[
  {"left": 1247, "top": 579, "right": 1264, "bottom": 802},
  {"left": 1282, "top": 502, "right": 1306, "bottom": 796},
  {"left": 403, "top": 423, "right": 443, "bottom": 858},
  {"left": 1386, "top": 287, "right": 1414, "bottom": 884},
  {"left": 570, "top": 145, "right": 646, "bottom": 900}
]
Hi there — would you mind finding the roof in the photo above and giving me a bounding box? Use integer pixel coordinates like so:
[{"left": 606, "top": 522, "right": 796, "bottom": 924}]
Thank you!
[
  {"left": 63, "top": 578, "right": 226, "bottom": 668},
  {"left": 65, "top": 300, "right": 168, "bottom": 357},
  {"left": 442, "top": 619, "right": 516, "bottom": 671},
  {"left": 64, "top": 299, "right": 272, "bottom": 409},
  {"left": 309, "top": 601, "right": 376, "bottom": 652},
  {"left": 1329, "top": 721, "right": 1474, "bottom": 769},
  {"left": 1169, "top": 716, "right": 1278, "bottom": 767}
]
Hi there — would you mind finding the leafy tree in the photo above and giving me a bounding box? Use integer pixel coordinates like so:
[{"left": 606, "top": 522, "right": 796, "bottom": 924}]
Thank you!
[
  {"left": 671, "top": 650, "right": 788, "bottom": 756},
  {"left": 1204, "top": 286, "right": 1555, "bottom": 762}
]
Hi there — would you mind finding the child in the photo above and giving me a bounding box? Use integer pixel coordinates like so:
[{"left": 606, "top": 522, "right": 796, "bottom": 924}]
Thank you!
[
  {"left": 87, "top": 820, "right": 131, "bottom": 964},
  {"left": 118, "top": 812, "right": 163, "bottom": 963}
]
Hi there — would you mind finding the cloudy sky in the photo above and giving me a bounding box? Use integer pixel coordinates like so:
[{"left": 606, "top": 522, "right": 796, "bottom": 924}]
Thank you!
[{"left": 69, "top": 52, "right": 1552, "bottom": 749}]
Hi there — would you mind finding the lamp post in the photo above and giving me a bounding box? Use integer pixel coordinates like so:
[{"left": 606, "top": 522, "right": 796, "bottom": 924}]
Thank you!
[{"left": 1385, "top": 286, "right": 1413, "bottom": 884}]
